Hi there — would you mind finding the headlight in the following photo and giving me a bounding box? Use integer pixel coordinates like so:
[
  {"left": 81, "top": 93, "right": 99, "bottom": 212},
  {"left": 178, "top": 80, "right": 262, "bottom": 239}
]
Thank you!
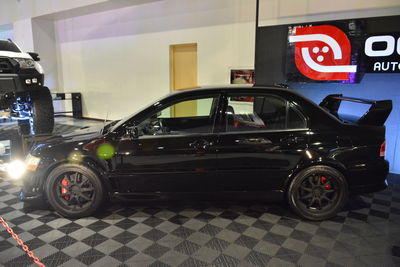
[
  {"left": 5, "top": 154, "right": 40, "bottom": 180},
  {"left": 7, "top": 160, "right": 26, "bottom": 180},
  {"left": 34, "top": 62, "right": 44, "bottom": 74},
  {"left": 25, "top": 154, "right": 41, "bottom": 171},
  {"left": 13, "top": 58, "right": 35, "bottom": 69}
]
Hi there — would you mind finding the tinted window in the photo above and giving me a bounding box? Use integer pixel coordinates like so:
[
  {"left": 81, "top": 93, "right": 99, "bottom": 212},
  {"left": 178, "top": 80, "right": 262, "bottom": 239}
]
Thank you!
[
  {"left": 288, "top": 103, "right": 307, "bottom": 129},
  {"left": 225, "top": 94, "right": 306, "bottom": 132},
  {"left": 138, "top": 96, "right": 219, "bottom": 136},
  {"left": 0, "top": 41, "right": 20, "bottom": 53}
]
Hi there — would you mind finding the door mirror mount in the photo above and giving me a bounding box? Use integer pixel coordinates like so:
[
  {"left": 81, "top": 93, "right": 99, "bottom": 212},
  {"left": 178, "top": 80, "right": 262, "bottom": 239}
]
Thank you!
[
  {"left": 125, "top": 125, "right": 139, "bottom": 139},
  {"left": 28, "top": 52, "right": 40, "bottom": 61}
]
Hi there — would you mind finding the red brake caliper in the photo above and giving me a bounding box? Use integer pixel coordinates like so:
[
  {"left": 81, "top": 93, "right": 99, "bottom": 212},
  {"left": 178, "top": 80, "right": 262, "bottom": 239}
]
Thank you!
[
  {"left": 61, "top": 178, "right": 70, "bottom": 200},
  {"left": 320, "top": 176, "right": 332, "bottom": 190}
]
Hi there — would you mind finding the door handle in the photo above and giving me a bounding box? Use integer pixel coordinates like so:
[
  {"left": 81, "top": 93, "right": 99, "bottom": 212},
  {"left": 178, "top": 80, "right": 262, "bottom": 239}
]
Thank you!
[
  {"left": 280, "top": 135, "right": 305, "bottom": 144},
  {"left": 235, "top": 138, "right": 272, "bottom": 145},
  {"left": 189, "top": 139, "right": 212, "bottom": 150}
]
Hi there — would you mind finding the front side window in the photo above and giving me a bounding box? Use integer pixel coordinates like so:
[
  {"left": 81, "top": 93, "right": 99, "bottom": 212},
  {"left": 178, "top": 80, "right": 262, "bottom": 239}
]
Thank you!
[
  {"left": 137, "top": 95, "right": 219, "bottom": 136},
  {"left": 225, "top": 94, "right": 306, "bottom": 132}
]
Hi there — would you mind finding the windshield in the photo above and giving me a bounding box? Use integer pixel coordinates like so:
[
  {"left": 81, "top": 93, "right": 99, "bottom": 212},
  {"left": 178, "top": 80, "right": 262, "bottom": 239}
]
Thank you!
[
  {"left": 101, "top": 120, "right": 119, "bottom": 134},
  {"left": 110, "top": 98, "right": 166, "bottom": 132},
  {"left": 0, "top": 41, "right": 21, "bottom": 53},
  {"left": 109, "top": 89, "right": 203, "bottom": 133}
]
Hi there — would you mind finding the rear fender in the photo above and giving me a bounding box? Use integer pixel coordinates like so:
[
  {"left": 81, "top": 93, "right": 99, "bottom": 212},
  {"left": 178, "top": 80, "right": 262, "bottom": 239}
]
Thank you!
[{"left": 283, "top": 157, "right": 348, "bottom": 192}]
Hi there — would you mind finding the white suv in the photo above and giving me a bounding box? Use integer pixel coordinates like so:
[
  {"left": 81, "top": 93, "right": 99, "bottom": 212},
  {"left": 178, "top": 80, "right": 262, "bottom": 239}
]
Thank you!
[{"left": 0, "top": 40, "right": 54, "bottom": 135}]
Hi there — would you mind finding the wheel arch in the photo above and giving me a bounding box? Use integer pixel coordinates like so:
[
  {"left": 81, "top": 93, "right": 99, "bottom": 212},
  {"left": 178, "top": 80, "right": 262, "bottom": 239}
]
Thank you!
[
  {"left": 284, "top": 159, "right": 349, "bottom": 194},
  {"left": 39, "top": 158, "right": 113, "bottom": 199}
]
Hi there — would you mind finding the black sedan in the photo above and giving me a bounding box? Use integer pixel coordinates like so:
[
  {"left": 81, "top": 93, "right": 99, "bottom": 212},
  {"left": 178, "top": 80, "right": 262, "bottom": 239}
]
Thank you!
[{"left": 19, "top": 85, "right": 392, "bottom": 220}]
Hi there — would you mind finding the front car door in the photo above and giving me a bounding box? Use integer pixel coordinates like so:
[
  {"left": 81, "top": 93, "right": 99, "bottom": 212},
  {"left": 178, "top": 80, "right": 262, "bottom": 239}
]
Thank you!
[
  {"left": 217, "top": 91, "right": 309, "bottom": 192},
  {"left": 113, "top": 93, "right": 221, "bottom": 193}
]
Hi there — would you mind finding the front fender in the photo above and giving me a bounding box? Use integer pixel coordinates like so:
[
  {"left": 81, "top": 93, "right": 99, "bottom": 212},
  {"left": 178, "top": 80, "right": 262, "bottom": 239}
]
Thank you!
[{"left": 24, "top": 153, "right": 113, "bottom": 198}]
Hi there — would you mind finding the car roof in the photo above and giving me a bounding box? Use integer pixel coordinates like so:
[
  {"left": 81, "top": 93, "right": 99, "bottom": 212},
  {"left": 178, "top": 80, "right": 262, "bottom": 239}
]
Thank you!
[{"left": 168, "top": 84, "right": 292, "bottom": 96}]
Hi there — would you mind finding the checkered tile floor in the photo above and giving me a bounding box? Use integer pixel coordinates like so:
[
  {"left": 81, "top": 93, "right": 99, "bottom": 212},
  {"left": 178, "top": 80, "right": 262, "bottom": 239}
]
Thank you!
[{"left": 0, "top": 174, "right": 399, "bottom": 267}]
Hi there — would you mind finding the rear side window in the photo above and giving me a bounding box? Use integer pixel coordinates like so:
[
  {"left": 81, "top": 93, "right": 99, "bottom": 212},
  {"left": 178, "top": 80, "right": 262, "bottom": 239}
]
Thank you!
[
  {"left": 0, "top": 41, "right": 20, "bottom": 53},
  {"left": 288, "top": 103, "right": 307, "bottom": 129},
  {"left": 225, "top": 94, "right": 307, "bottom": 132}
]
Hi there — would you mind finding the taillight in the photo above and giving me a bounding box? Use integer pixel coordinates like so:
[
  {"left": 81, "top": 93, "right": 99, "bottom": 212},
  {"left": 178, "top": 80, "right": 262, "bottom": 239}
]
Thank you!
[{"left": 380, "top": 141, "right": 386, "bottom": 157}]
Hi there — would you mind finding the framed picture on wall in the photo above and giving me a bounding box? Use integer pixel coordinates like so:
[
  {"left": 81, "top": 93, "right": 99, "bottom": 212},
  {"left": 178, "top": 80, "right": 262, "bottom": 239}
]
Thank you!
[{"left": 230, "top": 69, "right": 255, "bottom": 84}]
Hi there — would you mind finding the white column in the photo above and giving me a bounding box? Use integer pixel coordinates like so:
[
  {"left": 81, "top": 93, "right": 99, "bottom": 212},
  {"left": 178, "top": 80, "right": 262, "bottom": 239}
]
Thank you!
[
  {"left": 12, "top": 18, "right": 59, "bottom": 91},
  {"left": 32, "top": 18, "right": 58, "bottom": 90},
  {"left": 13, "top": 18, "right": 34, "bottom": 51}
]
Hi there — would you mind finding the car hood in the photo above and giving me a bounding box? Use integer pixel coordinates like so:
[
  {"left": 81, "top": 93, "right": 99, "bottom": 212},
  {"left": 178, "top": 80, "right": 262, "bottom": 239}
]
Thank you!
[
  {"left": 61, "top": 125, "right": 103, "bottom": 138},
  {"left": 0, "top": 51, "right": 32, "bottom": 59},
  {"left": 31, "top": 126, "right": 104, "bottom": 156}
]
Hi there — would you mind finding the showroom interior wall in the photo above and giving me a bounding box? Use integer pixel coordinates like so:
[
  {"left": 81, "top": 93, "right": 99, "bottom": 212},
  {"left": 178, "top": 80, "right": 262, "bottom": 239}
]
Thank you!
[
  {"left": 53, "top": 0, "right": 400, "bottom": 120},
  {"left": 1, "top": 0, "right": 398, "bottom": 119},
  {"left": 54, "top": 0, "right": 257, "bottom": 119},
  {"left": 0, "top": 0, "right": 119, "bottom": 25},
  {"left": 0, "top": 24, "right": 13, "bottom": 40}
]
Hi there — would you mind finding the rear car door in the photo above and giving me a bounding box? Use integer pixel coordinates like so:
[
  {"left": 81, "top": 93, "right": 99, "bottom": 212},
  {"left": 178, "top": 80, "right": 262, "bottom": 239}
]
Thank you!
[
  {"left": 113, "top": 93, "right": 221, "bottom": 193},
  {"left": 217, "top": 92, "right": 309, "bottom": 191}
]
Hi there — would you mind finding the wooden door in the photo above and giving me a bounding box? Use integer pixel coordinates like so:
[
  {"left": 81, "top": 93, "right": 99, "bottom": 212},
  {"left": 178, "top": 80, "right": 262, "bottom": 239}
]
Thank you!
[{"left": 170, "top": 43, "right": 198, "bottom": 117}]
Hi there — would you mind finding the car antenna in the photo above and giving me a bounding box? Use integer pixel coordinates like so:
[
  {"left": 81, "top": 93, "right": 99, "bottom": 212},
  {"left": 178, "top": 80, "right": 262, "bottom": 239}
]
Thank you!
[{"left": 104, "top": 110, "right": 109, "bottom": 124}]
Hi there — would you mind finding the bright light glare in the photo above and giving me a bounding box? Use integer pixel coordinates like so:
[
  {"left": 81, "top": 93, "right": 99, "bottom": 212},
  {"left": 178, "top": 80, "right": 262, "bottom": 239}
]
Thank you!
[{"left": 7, "top": 160, "right": 26, "bottom": 180}]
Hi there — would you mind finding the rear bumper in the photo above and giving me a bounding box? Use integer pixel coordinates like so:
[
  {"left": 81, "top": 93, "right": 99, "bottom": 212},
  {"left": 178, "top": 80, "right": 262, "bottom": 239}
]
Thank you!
[
  {"left": 350, "top": 181, "right": 387, "bottom": 195},
  {"left": 348, "top": 159, "right": 389, "bottom": 194}
]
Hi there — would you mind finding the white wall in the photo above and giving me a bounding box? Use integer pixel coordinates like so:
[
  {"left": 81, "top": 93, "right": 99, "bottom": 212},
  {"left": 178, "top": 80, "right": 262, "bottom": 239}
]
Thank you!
[
  {"left": 13, "top": 19, "right": 35, "bottom": 51},
  {"left": 56, "top": 0, "right": 257, "bottom": 120},
  {"left": 0, "top": 0, "right": 109, "bottom": 25},
  {"left": 0, "top": 0, "right": 162, "bottom": 26},
  {"left": 55, "top": 0, "right": 400, "bottom": 120},
  {"left": 0, "top": 24, "right": 13, "bottom": 40}
]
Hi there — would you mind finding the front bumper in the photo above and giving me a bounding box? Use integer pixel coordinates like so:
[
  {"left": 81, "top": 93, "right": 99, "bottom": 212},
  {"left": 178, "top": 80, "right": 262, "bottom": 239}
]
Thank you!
[
  {"left": 19, "top": 169, "right": 46, "bottom": 202},
  {"left": 19, "top": 191, "right": 44, "bottom": 202}
]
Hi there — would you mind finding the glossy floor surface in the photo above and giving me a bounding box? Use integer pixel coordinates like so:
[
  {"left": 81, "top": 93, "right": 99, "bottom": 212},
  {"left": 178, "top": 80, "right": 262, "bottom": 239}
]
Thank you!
[{"left": 0, "top": 118, "right": 399, "bottom": 267}]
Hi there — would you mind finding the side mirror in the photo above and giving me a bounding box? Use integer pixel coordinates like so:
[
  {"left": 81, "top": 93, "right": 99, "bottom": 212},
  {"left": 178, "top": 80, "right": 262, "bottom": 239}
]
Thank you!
[
  {"left": 28, "top": 52, "right": 40, "bottom": 61},
  {"left": 125, "top": 125, "right": 139, "bottom": 139}
]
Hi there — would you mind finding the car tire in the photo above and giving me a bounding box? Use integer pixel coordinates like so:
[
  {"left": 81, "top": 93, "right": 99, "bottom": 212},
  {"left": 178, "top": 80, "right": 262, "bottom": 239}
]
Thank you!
[
  {"left": 45, "top": 164, "right": 105, "bottom": 218},
  {"left": 30, "top": 87, "right": 54, "bottom": 135},
  {"left": 287, "top": 165, "right": 348, "bottom": 221}
]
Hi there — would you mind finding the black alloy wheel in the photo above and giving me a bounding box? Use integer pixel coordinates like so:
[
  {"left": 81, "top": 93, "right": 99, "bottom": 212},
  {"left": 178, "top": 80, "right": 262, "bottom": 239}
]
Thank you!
[
  {"left": 288, "top": 165, "right": 348, "bottom": 221},
  {"left": 45, "top": 164, "right": 105, "bottom": 218},
  {"left": 56, "top": 172, "right": 95, "bottom": 209},
  {"left": 298, "top": 174, "right": 337, "bottom": 210}
]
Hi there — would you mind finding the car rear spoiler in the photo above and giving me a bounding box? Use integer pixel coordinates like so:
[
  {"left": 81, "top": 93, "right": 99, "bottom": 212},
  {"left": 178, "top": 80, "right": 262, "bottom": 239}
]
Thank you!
[{"left": 319, "top": 94, "right": 392, "bottom": 126}]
